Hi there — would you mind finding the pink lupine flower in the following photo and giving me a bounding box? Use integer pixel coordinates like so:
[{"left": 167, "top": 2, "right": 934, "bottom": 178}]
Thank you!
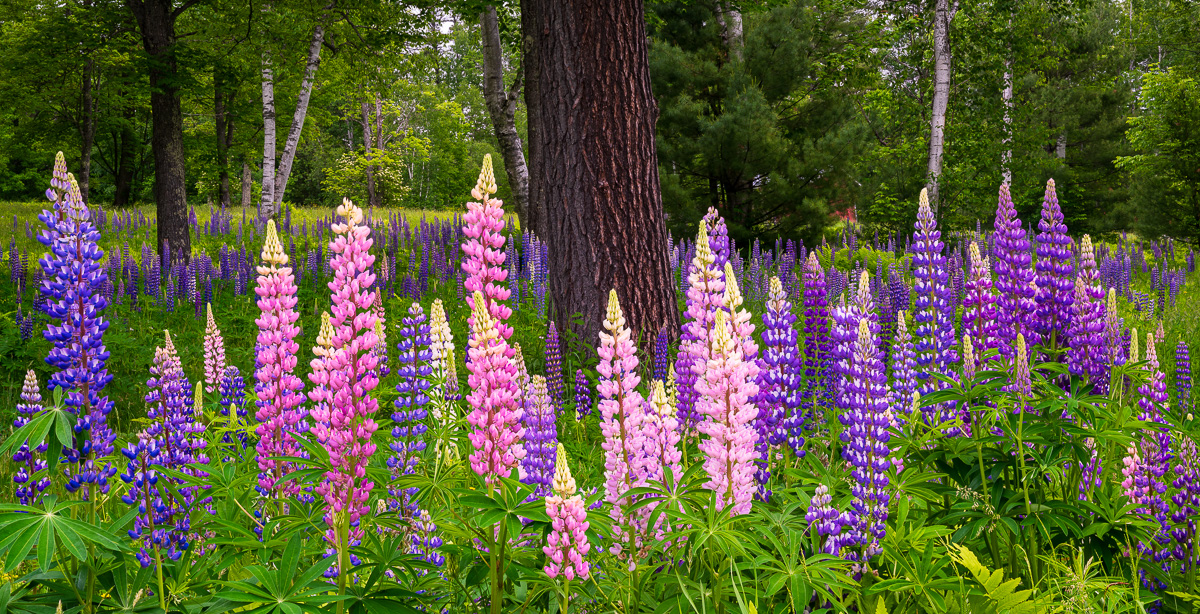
[
  {"left": 544, "top": 443, "right": 590, "bottom": 581},
  {"left": 308, "top": 312, "right": 336, "bottom": 441},
  {"left": 309, "top": 199, "right": 381, "bottom": 551},
  {"left": 675, "top": 222, "right": 725, "bottom": 432},
  {"left": 597, "top": 289, "right": 652, "bottom": 561},
  {"left": 646, "top": 380, "right": 682, "bottom": 486},
  {"left": 697, "top": 270, "right": 760, "bottom": 516},
  {"left": 465, "top": 289, "right": 525, "bottom": 487},
  {"left": 203, "top": 303, "right": 227, "bottom": 393},
  {"left": 461, "top": 155, "right": 514, "bottom": 347},
  {"left": 253, "top": 220, "right": 307, "bottom": 500}
]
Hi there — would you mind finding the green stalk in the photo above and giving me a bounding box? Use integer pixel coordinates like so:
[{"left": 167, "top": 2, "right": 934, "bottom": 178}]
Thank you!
[
  {"left": 489, "top": 520, "right": 508, "bottom": 614},
  {"left": 560, "top": 579, "right": 569, "bottom": 614},
  {"left": 336, "top": 515, "right": 349, "bottom": 614},
  {"left": 154, "top": 545, "right": 168, "bottom": 613}
]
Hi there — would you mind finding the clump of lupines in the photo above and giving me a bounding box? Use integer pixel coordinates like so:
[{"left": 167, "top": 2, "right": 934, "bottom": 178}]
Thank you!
[
  {"left": 598, "top": 289, "right": 653, "bottom": 559},
  {"left": 37, "top": 155, "right": 116, "bottom": 496},
  {"left": 910, "top": 188, "right": 957, "bottom": 419},
  {"left": 993, "top": 184, "right": 1037, "bottom": 358},
  {"left": 697, "top": 267, "right": 760, "bottom": 516},
  {"left": 461, "top": 155, "right": 514, "bottom": 346},
  {"left": 13, "top": 370, "right": 50, "bottom": 505},
  {"left": 1033, "top": 179, "right": 1075, "bottom": 349},
  {"left": 519, "top": 376, "right": 558, "bottom": 494},
  {"left": 676, "top": 222, "right": 725, "bottom": 433},
  {"left": 310, "top": 199, "right": 381, "bottom": 555},
  {"left": 203, "top": 303, "right": 227, "bottom": 393},
  {"left": 465, "top": 289, "right": 525, "bottom": 487},
  {"left": 756, "top": 276, "right": 803, "bottom": 495},
  {"left": 391, "top": 302, "right": 432, "bottom": 494},
  {"left": 545, "top": 321, "right": 565, "bottom": 411},
  {"left": 837, "top": 319, "right": 893, "bottom": 561},
  {"left": 574, "top": 369, "right": 592, "bottom": 419},
  {"left": 544, "top": 443, "right": 591, "bottom": 581},
  {"left": 253, "top": 220, "right": 307, "bottom": 500}
]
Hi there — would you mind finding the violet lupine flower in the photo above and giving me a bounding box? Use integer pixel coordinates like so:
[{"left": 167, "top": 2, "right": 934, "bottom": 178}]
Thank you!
[
  {"left": 1079, "top": 438, "right": 1102, "bottom": 502},
  {"left": 1178, "top": 342, "right": 1193, "bottom": 416},
  {"left": 203, "top": 303, "right": 227, "bottom": 393},
  {"left": 1033, "top": 179, "right": 1075, "bottom": 349},
  {"left": 253, "top": 220, "right": 307, "bottom": 500},
  {"left": 519, "top": 376, "right": 557, "bottom": 495},
  {"left": 574, "top": 369, "right": 592, "bottom": 419},
  {"left": 652, "top": 327, "right": 670, "bottom": 383},
  {"left": 465, "top": 290, "right": 525, "bottom": 487},
  {"left": 390, "top": 302, "right": 432, "bottom": 507},
  {"left": 1068, "top": 236, "right": 1107, "bottom": 389},
  {"left": 801, "top": 252, "right": 831, "bottom": 420},
  {"left": 757, "top": 277, "right": 804, "bottom": 489},
  {"left": 831, "top": 273, "right": 878, "bottom": 416},
  {"left": 218, "top": 365, "right": 248, "bottom": 446},
  {"left": 308, "top": 199, "right": 381, "bottom": 553},
  {"left": 993, "top": 184, "right": 1038, "bottom": 358},
  {"left": 703, "top": 206, "right": 731, "bottom": 270},
  {"left": 676, "top": 223, "right": 725, "bottom": 433},
  {"left": 962, "top": 243, "right": 997, "bottom": 357},
  {"left": 598, "top": 289, "right": 653, "bottom": 559},
  {"left": 461, "top": 155, "right": 514, "bottom": 347},
  {"left": 13, "top": 370, "right": 50, "bottom": 506},
  {"left": 839, "top": 319, "right": 893, "bottom": 561},
  {"left": 37, "top": 156, "right": 116, "bottom": 497},
  {"left": 121, "top": 338, "right": 209, "bottom": 567},
  {"left": 1171, "top": 437, "right": 1200, "bottom": 570},
  {"left": 545, "top": 321, "right": 565, "bottom": 411},
  {"left": 888, "top": 312, "right": 918, "bottom": 422},
  {"left": 409, "top": 508, "right": 445, "bottom": 567},
  {"left": 911, "top": 189, "right": 957, "bottom": 415},
  {"left": 806, "top": 484, "right": 847, "bottom": 555},
  {"left": 544, "top": 443, "right": 591, "bottom": 580},
  {"left": 697, "top": 276, "right": 761, "bottom": 516}
]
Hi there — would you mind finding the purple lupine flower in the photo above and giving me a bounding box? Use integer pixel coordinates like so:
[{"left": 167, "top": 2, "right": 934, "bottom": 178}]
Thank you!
[
  {"left": 801, "top": 252, "right": 831, "bottom": 421},
  {"left": 37, "top": 153, "right": 117, "bottom": 497},
  {"left": 962, "top": 243, "right": 997, "bottom": 357},
  {"left": 1079, "top": 438, "right": 1102, "bottom": 501},
  {"left": 755, "top": 276, "right": 804, "bottom": 498},
  {"left": 652, "top": 326, "right": 670, "bottom": 383},
  {"left": 218, "top": 365, "right": 248, "bottom": 447},
  {"left": 1171, "top": 437, "right": 1200, "bottom": 570},
  {"left": 1178, "top": 342, "right": 1193, "bottom": 416},
  {"left": 519, "top": 375, "right": 557, "bottom": 495},
  {"left": 13, "top": 370, "right": 50, "bottom": 506},
  {"left": 911, "top": 189, "right": 957, "bottom": 424},
  {"left": 806, "top": 484, "right": 847, "bottom": 555},
  {"left": 676, "top": 222, "right": 724, "bottom": 433},
  {"left": 574, "top": 369, "right": 592, "bottom": 419},
  {"left": 545, "top": 321, "right": 565, "bottom": 412},
  {"left": 391, "top": 302, "right": 432, "bottom": 503},
  {"left": 888, "top": 312, "right": 917, "bottom": 422},
  {"left": 837, "top": 320, "right": 891, "bottom": 561},
  {"left": 1033, "top": 179, "right": 1074, "bottom": 349},
  {"left": 1068, "top": 236, "right": 1107, "bottom": 388},
  {"left": 703, "top": 206, "right": 731, "bottom": 270},
  {"left": 409, "top": 508, "right": 446, "bottom": 567},
  {"left": 993, "top": 184, "right": 1038, "bottom": 358}
]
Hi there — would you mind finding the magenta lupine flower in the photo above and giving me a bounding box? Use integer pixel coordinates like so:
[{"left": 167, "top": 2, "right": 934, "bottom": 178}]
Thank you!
[
  {"left": 1033, "top": 179, "right": 1075, "bottom": 349},
  {"left": 38, "top": 157, "right": 116, "bottom": 496},
  {"left": 465, "top": 289, "right": 525, "bottom": 487},
  {"left": 888, "top": 313, "right": 918, "bottom": 422},
  {"left": 962, "top": 243, "right": 997, "bottom": 357},
  {"left": 545, "top": 322, "right": 565, "bottom": 411},
  {"left": 598, "top": 290, "right": 653, "bottom": 559},
  {"left": 203, "top": 303, "right": 227, "bottom": 393},
  {"left": 756, "top": 276, "right": 804, "bottom": 494},
  {"left": 697, "top": 272, "right": 761, "bottom": 516},
  {"left": 993, "top": 184, "right": 1038, "bottom": 358},
  {"left": 839, "top": 319, "right": 893, "bottom": 561},
  {"left": 309, "top": 199, "right": 381, "bottom": 551},
  {"left": 519, "top": 376, "right": 558, "bottom": 495},
  {"left": 676, "top": 223, "right": 725, "bottom": 433},
  {"left": 544, "top": 444, "right": 591, "bottom": 580},
  {"left": 253, "top": 220, "right": 307, "bottom": 500},
  {"left": 801, "top": 252, "right": 831, "bottom": 422},
  {"left": 461, "top": 156, "right": 514, "bottom": 347},
  {"left": 911, "top": 189, "right": 957, "bottom": 423},
  {"left": 13, "top": 370, "right": 50, "bottom": 506}
]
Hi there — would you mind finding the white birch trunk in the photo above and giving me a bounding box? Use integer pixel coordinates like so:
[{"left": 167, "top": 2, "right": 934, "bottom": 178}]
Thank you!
[
  {"left": 1001, "top": 54, "right": 1013, "bottom": 186},
  {"left": 273, "top": 24, "right": 325, "bottom": 209},
  {"left": 926, "top": 0, "right": 956, "bottom": 213},
  {"left": 261, "top": 55, "right": 277, "bottom": 218}
]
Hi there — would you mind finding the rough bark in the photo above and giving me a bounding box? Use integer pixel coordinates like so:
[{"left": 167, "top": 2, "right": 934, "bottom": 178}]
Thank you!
[
  {"left": 480, "top": 6, "right": 533, "bottom": 233},
  {"left": 261, "top": 56, "right": 277, "bottom": 217},
  {"left": 127, "top": 0, "right": 190, "bottom": 261},
  {"left": 273, "top": 24, "right": 325, "bottom": 208},
  {"left": 240, "top": 159, "right": 253, "bottom": 207},
  {"left": 79, "top": 58, "right": 96, "bottom": 203},
  {"left": 215, "top": 70, "right": 233, "bottom": 209},
  {"left": 523, "top": 0, "right": 680, "bottom": 344},
  {"left": 926, "top": 0, "right": 956, "bottom": 213},
  {"left": 360, "top": 98, "right": 379, "bottom": 209},
  {"left": 1056, "top": 133, "right": 1067, "bottom": 159},
  {"left": 716, "top": 2, "right": 743, "bottom": 61}
]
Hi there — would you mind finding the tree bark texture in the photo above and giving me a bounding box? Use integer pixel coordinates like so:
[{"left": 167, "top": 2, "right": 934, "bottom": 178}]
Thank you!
[
  {"left": 1001, "top": 45, "right": 1013, "bottom": 187},
  {"left": 523, "top": 0, "right": 680, "bottom": 345},
  {"left": 360, "top": 98, "right": 380, "bottom": 209},
  {"left": 127, "top": 0, "right": 190, "bottom": 261},
  {"left": 926, "top": 0, "right": 956, "bottom": 213},
  {"left": 716, "top": 2, "right": 743, "bottom": 61},
  {"left": 261, "top": 56, "right": 277, "bottom": 217},
  {"left": 480, "top": 6, "right": 533, "bottom": 233},
  {"left": 273, "top": 24, "right": 325, "bottom": 209},
  {"left": 241, "top": 159, "right": 253, "bottom": 207},
  {"left": 215, "top": 70, "right": 233, "bottom": 209}
]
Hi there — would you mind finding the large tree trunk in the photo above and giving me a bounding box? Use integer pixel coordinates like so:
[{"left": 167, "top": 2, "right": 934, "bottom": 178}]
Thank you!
[
  {"left": 926, "top": 0, "right": 956, "bottom": 213},
  {"left": 127, "top": 0, "right": 190, "bottom": 261},
  {"left": 1001, "top": 40, "right": 1013, "bottom": 186},
  {"left": 524, "top": 0, "right": 680, "bottom": 344},
  {"left": 360, "top": 98, "right": 379, "bottom": 209},
  {"left": 273, "top": 24, "right": 325, "bottom": 209},
  {"left": 215, "top": 69, "right": 233, "bottom": 209},
  {"left": 716, "top": 2, "right": 743, "bottom": 61},
  {"left": 260, "top": 56, "right": 277, "bottom": 218},
  {"left": 79, "top": 58, "right": 96, "bottom": 203},
  {"left": 480, "top": 6, "right": 533, "bottom": 233},
  {"left": 240, "top": 159, "right": 253, "bottom": 207}
]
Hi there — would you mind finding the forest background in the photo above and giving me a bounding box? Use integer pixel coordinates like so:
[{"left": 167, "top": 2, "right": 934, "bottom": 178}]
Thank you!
[{"left": 0, "top": 0, "right": 1197, "bottom": 246}]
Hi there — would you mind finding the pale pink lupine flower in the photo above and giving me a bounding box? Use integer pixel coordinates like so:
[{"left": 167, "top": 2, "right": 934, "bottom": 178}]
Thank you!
[
  {"left": 544, "top": 443, "right": 590, "bottom": 580},
  {"left": 461, "top": 155, "right": 514, "bottom": 348},
  {"left": 203, "top": 303, "right": 226, "bottom": 393}
]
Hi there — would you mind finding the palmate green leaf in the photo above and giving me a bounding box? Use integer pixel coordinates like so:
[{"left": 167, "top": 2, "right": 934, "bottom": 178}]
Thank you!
[
  {"left": 0, "top": 497, "right": 125, "bottom": 573},
  {"left": 218, "top": 539, "right": 347, "bottom": 614},
  {"left": 949, "top": 544, "right": 1047, "bottom": 614}
]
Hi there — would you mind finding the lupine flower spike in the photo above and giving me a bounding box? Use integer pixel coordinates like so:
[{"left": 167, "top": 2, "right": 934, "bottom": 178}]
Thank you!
[
  {"left": 13, "top": 370, "right": 50, "bottom": 505},
  {"left": 544, "top": 444, "right": 590, "bottom": 581},
  {"left": 465, "top": 290, "right": 524, "bottom": 487},
  {"left": 203, "top": 303, "right": 227, "bottom": 393}
]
